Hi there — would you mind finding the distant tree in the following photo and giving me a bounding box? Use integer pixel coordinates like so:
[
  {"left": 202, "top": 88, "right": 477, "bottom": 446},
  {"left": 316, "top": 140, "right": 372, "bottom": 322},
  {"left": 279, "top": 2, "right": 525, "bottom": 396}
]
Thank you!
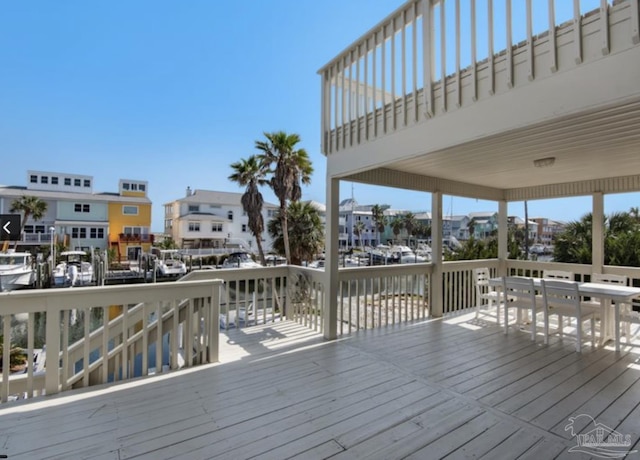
[
  {"left": 10, "top": 196, "right": 48, "bottom": 249},
  {"left": 268, "top": 202, "right": 324, "bottom": 266},
  {"left": 403, "top": 212, "right": 416, "bottom": 246},
  {"left": 229, "top": 155, "right": 269, "bottom": 265},
  {"left": 256, "top": 131, "right": 313, "bottom": 264},
  {"left": 371, "top": 204, "right": 387, "bottom": 246},
  {"left": 390, "top": 216, "right": 404, "bottom": 244},
  {"left": 554, "top": 211, "right": 640, "bottom": 266},
  {"left": 353, "top": 221, "right": 366, "bottom": 249}
]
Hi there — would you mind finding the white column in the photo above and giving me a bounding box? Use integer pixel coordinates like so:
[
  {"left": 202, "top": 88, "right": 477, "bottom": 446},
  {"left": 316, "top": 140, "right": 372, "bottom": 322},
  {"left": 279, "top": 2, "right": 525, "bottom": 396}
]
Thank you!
[
  {"left": 431, "top": 192, "right": 443, "bottom": 317},
  {"left": 324, "top": 177, "right": 340, "bottom": 339},
  {"left": 592, "top": 192, "right": 604, "bottom": 274},
  {"left": 498, "top": 200, "right": 508, "bottom": 276}
]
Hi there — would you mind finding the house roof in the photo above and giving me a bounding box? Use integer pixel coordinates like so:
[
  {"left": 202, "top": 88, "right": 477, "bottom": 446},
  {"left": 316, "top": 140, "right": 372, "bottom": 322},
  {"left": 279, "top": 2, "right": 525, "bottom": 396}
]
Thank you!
[
  {"left": 0, "top": 185, "right": 151, "bottom": 204},
  {"left": 168, "top": 189, "right": 277, "bottom": 208}
]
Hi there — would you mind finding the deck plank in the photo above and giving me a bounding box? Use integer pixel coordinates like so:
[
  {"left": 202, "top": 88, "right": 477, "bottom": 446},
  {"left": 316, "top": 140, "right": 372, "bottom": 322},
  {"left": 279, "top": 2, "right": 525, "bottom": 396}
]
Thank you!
[{"left": 0, "top": 313, "right": 638, "bottom": 460}]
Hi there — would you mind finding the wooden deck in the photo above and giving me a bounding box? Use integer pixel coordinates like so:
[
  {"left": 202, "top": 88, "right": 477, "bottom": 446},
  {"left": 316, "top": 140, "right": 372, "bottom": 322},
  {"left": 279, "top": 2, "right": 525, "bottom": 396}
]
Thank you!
[{"left": 1, "top": 312, "right": 639, "bottom": 459}]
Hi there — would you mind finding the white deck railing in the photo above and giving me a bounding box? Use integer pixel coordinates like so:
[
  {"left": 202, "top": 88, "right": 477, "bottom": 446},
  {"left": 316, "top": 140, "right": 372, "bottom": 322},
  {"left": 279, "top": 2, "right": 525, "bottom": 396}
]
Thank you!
[
  {"left": 0, "top": 280, "right": 221, "bottom": 403},
  {"left": 319, "top": 0, "right": 639, "bottom": 154},
  {"left": 3, "top": 258, "right": 639, "bottom": 404}
]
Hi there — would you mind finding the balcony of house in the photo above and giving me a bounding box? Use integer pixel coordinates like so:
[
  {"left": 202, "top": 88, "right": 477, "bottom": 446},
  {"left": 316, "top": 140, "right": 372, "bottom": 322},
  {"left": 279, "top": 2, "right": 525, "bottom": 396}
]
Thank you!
[
  {"left": 1, "top": 260, "right": 639, "bottom": 458},
  {"left": 117, "top": 233, "right": 154, "bottom": 244},
  {"left": 319, "top": 0, "right": 640, "bottom": 178}
]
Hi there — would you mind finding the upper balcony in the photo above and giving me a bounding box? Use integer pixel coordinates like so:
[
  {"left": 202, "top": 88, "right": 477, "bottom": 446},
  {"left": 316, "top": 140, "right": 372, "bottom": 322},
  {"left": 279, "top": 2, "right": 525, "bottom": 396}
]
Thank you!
[{"left": 319, "top": 0, "right": 640, "bottom": 202}]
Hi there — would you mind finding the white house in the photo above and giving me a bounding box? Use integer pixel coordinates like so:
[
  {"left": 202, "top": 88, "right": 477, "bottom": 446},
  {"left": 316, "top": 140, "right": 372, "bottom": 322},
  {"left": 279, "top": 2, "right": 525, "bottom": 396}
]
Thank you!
[{"left": 163, "top": 187, "right": 278, "bottom": 251}]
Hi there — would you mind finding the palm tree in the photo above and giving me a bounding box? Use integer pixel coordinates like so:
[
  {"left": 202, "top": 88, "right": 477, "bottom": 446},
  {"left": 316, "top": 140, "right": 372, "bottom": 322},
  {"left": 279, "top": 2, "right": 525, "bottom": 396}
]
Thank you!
[
  {"left": 353, "top": 221, "right": 366, "bottom": 249},
  {"left": 390, "top": 216, "right": 404, "bottom": 244},
  {"left": 403, "top": 212, "right": 416, "bottom": 246},
  {"left": 229, "top": 155, "right": 268, "bottom": 265},
  {"left": 256, "top": 131, "right": 313, "bottom": 264},
  {"left": 267, "top": 201, "right": 324, "bottom": 266},
  {"left": 371, "top": 204, "right": 387, "bottom": 246},
  {"left": 10, "top": 195, "right": 48, "bottom": 249}
]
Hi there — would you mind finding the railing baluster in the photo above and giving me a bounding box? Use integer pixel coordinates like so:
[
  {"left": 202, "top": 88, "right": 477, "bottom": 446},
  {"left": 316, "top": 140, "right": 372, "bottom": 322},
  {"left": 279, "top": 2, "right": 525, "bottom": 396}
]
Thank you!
[
  {"left": 155, "top": 301, "right": 162, "bottom": 374},
  {"left": 102, "top": 305, "right": 109, "bottom": 383},
  {"left": 455, "top": 0, "right": 461, "bottom": 107},
  {"left": 471, "top": 0, "right": 477, "bottom": 101},
  {"left": 27, "top": 312, "right": 35, "bottom": 397},
  {"left": 83, "top": 308, "right": 90, "bottom": 386},
  {"left": 423, "top": 0, "right": 434, "bottom": 117},
  {"left": 549, "top": 0, "right": 557, "bottom": 72},
  {"left": 2, "top": 315, "right": 10, "bottom": 402},
  {"left": 506, "top": 0, "right": 513, "bottom": 88},
  {"left": 62, "top": 310, "right": 69, "bottom": 390},
  {"left": 526, "top": 0, "right": 534, "bottom": 81},
  {"left": 488, "top": 0, "right": 495, "bottom": 94},
  {"left": 574, "top": 0, "right": 582, "bottom": 64}
]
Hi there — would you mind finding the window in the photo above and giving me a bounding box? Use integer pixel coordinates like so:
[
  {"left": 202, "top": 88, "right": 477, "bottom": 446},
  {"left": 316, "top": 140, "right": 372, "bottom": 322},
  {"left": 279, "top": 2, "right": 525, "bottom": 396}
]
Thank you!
[
  {"left": 131, "top": 183, "right": 138, "bottom": 191},
  {"left": 242, "top": 224, "right": 248, "bottom": 232},
  {"left": 83, "top": 204, "right": 90, "bottom": 213},
  {"left": 41, "top": 176, "right": 48, "bottom": 184},
  {"left": 84, "top": 179, "right": 91, "bottom": 187},
  {"left": 72, "top": 227, "right": 87, "bottom": 238},
  {"left": 90, "top": 228, "right": 105, "bottom": 239},
  {"left": 74, "top": 203, "right": 90, "bottom": 213},
  {"left": 35, "top": 225, "right": 45, "bottom": 233},
  {"left": 64, "top": 178, "right": 71, "bottom": 186},
  {"left": 23, "top": 225, "right": 34, "bottom": 233},
  {"left": 227, "top": 211, "right": 233, "bottom": 221},
  {"left": 30, "top": 175, "right": 37, "bottom": 183},
  {"left": 123, "top": 205, "right": 138, "bottom": 215},
  {"left": 51, "top": 176, "right": 58, "bottom": 185},
  {"left": 74, "top": 179, "right": 81, "bottom": 186},
  {"left": 122, "top": 183, "right": 130, "bottom": 190},
  {"left": 188, "top": 205, "right": 199, "bottom": 212},
  {"left": 211, "top": 223, "right": 223, "bottom": 232},
  {"left": 188, "top": 222, "right": 200, "bottom": 232},
  {"left": 74, "top": 204, "right": 82, "bottom": 212},
  {"left": 139, "top": 184, "right": 146, "bottom": 192}
]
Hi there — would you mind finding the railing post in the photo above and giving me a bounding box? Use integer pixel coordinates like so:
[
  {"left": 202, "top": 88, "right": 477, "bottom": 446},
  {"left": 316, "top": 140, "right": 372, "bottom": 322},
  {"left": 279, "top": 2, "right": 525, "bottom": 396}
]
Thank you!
[
  {"left": 431, "top": 191, "right": 443, "bottom": 317},
  {"left": 45, "top": 300, "right": 61, "bottom": 396},
  {"left": 208, "top": 284, "right": 220, "bottom": 363},
  {"left": 324, "top": 177, "right": 340, "bottom": 339}
]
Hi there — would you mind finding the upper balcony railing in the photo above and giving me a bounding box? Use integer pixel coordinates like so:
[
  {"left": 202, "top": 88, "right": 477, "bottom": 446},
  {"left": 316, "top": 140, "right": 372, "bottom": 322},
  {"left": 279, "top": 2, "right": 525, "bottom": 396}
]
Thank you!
[{"left": 319, "top": 0, "right": 639, "bottom": 155}]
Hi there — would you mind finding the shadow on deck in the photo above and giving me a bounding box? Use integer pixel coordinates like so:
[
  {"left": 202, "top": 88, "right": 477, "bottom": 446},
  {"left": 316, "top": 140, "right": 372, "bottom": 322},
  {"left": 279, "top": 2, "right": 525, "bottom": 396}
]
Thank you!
[{"left": 0, "top": 310, "right": 639, "bottom": 459}]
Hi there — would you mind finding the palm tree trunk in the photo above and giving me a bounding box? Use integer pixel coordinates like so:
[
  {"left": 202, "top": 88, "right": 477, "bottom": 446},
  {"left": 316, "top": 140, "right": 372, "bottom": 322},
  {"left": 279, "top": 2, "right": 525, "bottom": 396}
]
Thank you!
[
  {"left": 255, "top": 235, "right": 266, "bottom": 266},
  {"left": 281, "top": 205, "right": 292, "bottom": 264}
]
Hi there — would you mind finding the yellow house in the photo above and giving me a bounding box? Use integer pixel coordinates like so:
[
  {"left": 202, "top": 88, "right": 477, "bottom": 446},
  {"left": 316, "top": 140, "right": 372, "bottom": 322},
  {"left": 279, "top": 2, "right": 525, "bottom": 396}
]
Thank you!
[{"left": 108, "top": 179, "right": 152, "bottom": 261}]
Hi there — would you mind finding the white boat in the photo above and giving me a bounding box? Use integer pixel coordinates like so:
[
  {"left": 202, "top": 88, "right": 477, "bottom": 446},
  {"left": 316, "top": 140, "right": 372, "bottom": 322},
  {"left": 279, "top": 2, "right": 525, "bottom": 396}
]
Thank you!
[
  {"left": 153, "top": 249, "right": 187, "bottom": 277},
  {"left": 392, "top": 245, "right": 430, "bottom": 264},
  {"left": 222, "top": 252, "right": 262, "bottom": 269},
  {"left": 53, "top": 250, "right": 94, "bottom": 286},
  {"left": 0, "top": 252, "right": 36, "bottom": 292}
]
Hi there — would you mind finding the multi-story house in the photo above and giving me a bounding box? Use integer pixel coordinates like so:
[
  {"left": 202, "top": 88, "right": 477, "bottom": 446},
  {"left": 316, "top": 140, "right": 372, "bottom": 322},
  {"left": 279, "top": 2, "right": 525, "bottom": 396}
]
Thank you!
[
  {"left": 468, "top": 212, "right": 499, "bottom": 239},
  {"left": 108, "top": 179, "right": 153, "bottom": 261},
  {"left": 0, "top": 171, "right": 151, "bottom": 259},
  {"left": 164, "top": 188, "right": 278, "bottom": 251},
  {"left": 532, "top": 217, "right": 565, "bottom": 246}
]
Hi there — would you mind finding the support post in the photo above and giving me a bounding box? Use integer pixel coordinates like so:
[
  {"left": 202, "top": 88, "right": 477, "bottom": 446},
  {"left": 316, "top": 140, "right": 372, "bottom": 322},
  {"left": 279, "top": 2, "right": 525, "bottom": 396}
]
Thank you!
[
  {"left": 324, "top": 177, "right": 340, "bottom": 339},
  {"left": 498, "top": 200, "right": 508, "bottom": 276},
  {"left": 431, "top": 191, "right": 443, "bottom": 317},
  {"left": 592, "top": 192, "right": 605, "bottom": 274}
]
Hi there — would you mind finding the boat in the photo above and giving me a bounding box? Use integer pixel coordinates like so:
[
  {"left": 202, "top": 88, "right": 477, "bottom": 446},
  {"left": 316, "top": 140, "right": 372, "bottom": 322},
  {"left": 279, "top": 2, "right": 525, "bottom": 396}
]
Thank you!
[
  {"left": 0, "top": 251, "right": 36, "bottom": 292},
  {"left": 53, "top": 250, "right": 94, "bottom": 287},
  {"left": 152, "top": 249, "right": 187, "bottom": 277},
  {"left": 221, "top": 251, "right": 262, "bottom": 269},
  {"left": 263, "top": 254, "right": 287, "bottom": 266},
  {"left": 392, "top": 245, "right": 430, "bottom": 264}
]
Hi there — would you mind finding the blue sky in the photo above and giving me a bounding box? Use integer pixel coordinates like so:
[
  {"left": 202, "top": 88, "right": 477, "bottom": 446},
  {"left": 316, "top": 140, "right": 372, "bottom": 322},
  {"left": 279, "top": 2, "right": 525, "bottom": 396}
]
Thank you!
[{"left": 1, "top": 0, "right": 637, "bottom": 231}]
